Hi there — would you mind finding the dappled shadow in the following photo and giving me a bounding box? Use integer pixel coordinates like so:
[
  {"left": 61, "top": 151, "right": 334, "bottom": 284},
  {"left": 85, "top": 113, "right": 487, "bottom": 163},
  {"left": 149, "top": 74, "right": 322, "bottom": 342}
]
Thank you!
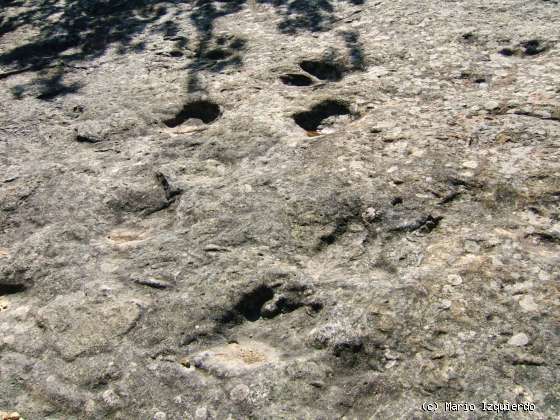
[
  {"left": 185, "top": 0, "right": 248, "bottom": 92},
  {"left": 0, "top": 0, "right": 168, "bottom": 99},
  {"left": 258, "top": 0, "right": 336, "bottom": 34},
  {"left": 341, "top": 30, "right": 365, "bottom": 71},
  {"left": 0, "top": 0, "right": 168, "bottom": 66},
  {"left": 257, "top": 0, "right": 363, "bottom": 34},
  {"left": 185, "top": 0, "right": 365, "bottom": 92},
  {"left": 0, "top": 0, "right": 367, "bottom": 98}
]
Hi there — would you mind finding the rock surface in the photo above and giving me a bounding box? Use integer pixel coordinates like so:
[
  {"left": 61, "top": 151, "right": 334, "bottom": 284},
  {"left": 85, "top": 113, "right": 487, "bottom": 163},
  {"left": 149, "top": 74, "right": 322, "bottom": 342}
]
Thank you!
[{"left": 1, "top": 0, "right": 559, "bottom": 418}]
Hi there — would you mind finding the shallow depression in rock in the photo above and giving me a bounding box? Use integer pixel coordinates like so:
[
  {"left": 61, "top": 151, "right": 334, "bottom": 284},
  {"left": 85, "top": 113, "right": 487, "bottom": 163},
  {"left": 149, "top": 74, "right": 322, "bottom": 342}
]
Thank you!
[
  {"left": 0, "top": 283, "right": 27, "bottom": 295},
  {"left": 292, "top": 100, "right": 356, "bottom": 134},
  {"left": 205, "top": 48, "right": 233, "bottom": 61},
  {"left": 279, "top": 73, "right": 313, "bottom": 86},
  {"left": 163, "top": 100, "right": 221, "bottom": 127},
  {"left": 299, "top": 59, "right": 344, "bottom": 81}
]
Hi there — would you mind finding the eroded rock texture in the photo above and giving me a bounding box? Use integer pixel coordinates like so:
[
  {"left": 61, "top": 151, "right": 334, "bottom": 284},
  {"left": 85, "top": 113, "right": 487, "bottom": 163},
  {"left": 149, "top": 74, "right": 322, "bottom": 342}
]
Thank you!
[{"left": 1, "top": 0, "right": 559, "bottom": 418}]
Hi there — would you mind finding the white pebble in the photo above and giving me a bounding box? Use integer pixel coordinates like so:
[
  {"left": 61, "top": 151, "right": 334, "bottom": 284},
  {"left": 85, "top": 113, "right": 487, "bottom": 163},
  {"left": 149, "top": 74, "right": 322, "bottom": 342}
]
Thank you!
[
  {"left": 447, "top": 274, "right": 463, "bottom": 286},
  {"left": 462, "top": 160, "right": 479, "bottom": 169},
  {"left": 439, "top": 299, "right": 452, "bottom": 310},
  {"left": 508, "top": 333, "right": 529, "bottom": 347},
  {"left": 102, "top": 389, "right": 121, "bottom": 408},
  {"left": 519, "top": 296, "right": 538, "bottom": 312},
  {"left": 230, "top": 384, "right": 250, "bottom": 402},
  {"left": 195, "top": 407, "right": 208, "bottom": 419},
  {"left": 484, "top": 100, "right": 500, "bottom": 111}
]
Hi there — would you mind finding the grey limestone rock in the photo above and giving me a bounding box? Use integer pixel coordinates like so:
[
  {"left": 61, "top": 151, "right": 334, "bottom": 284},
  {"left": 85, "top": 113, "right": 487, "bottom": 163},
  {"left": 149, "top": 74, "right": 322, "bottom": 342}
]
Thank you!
[{"left": 1, "top": 0, "right": 559, "bottom": 418}]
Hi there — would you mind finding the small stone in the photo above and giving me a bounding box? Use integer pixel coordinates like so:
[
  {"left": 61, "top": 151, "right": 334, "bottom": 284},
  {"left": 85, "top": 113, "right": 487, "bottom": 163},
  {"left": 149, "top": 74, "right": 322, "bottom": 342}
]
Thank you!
[
  {"left": 85, "top": 399, "right": 97, "bottom": 415},
  {"left": 153, "top": 412, "right": 167, "bottom": 420},
  {"left": 203, "top": 244, "right": 229, "bottom": 252},
  {"left": 439, "top": 300, "right": 452, "bottom": 310},
  {"left": 464, "top": 240, "right": 481, "bottom": 253},
  {"left": 179, "top": 356, "right": 192, "bottom": 368},
  {"left": 230, "top": 383, "right": 250, "bottom": 402},
  {"left": 385, "top": 360, "right": 397, "bottom": 369},
  {"left": 2, "top": 335, "right": 15, "bottom": 346},
  {"left": 135, "top": 277, "right": 172, "bottom": 289},
  {"left": 195, "top": 407, "right": 208, "bottom": 420},
  {"left": 361, "top": 207, "right": 379, "bottom": 223},
  {"left": 484, "top": 100, "right": 500, "bottom": 111},
  {"left": 496, "top": 131, "right": 512, "bottom": 144},
  {"left": 538, "top": 271, "right": 550, "bottom": 281},
  {"left": 74, "top": 120, "right": 108, "bottom": 143},
  {"left": 508, "top": 333, "right": 529, "bottom": 347},
  {"left": 507, "top": 351, "right": 545, "bottom": 366},
  {"left": 382, "top": 128, "right": 402, "bottom": 142},
  {"left": 367, "top": 358, "right": 383, "bottom": 371},
  {"left": 0, "top": 297, "right": 9, "bottom": 311},
  {"left": 462, "top": 160, "right": 479, "bottom": 169},
  {"left": 519, "top": 296, "right": 538, "bottom": 312},
  {"left": 447, "top": 274, "right": 463, "bottom": 286},
  {"left": 102, "top": 389, "right": 121, "bottom": 408},
  {"left": 384, "top": 349, "right": 401, "bottom": 360}
]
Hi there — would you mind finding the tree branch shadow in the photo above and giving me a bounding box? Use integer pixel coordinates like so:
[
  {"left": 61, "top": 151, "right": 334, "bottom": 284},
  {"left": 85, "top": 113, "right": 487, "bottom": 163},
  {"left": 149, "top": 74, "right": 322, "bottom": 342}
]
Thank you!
[{"left": 0, "top": 0, "right": 367, "bottom": 99}]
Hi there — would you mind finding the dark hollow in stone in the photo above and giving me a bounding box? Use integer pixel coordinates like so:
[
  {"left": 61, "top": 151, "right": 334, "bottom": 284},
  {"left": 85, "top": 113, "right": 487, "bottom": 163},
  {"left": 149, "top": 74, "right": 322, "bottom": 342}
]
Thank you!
[
  {"left": 499, "top": 48, "right": 515, "bottom": 57},
  {"left": 163, "top": 101, "right": 221, "bottom": 127},
  {"left": 280, "top": 73, "right": 313, "bottom": 86},
  {"left": 461, "top": 32, "right": 476, "bottom": 42},
  {"left": 75, "top": 134, "right": 101, "bottom": 143},
  {"left": 205, "top": 48, "right": 232, "bottom": 61},
  {"left": 262, "top": 296, "right": 304, "bottom": 319},
  {"left": 0, "top": 283, "right": 26, "bottom": 295},
  {"left": 390, "top": 214, "right": 443, "bottom": 233},
  {"left": 299, "top": 60, "right": 344, "bottom": 81},
  {"left": 333, "top": 340, "right": 364, "bottom": 357},
  {"left": 169, "top": 50, "right": 184, "bottom": 57},
  {"left": 293, "top": 100, "right": 353, "bottom": 132},
  {"left": 521, "top": 39, "right": 546, "bottom": 56},
  {"left": 233, "top": 285, "right": 275, "bottom": 322}
]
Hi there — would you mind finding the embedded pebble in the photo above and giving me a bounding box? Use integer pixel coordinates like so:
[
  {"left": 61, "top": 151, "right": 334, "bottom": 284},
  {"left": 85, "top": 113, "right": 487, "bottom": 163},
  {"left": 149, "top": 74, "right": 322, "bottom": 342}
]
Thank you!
[
  {"left": 153, "top": 412, "right": 167, "bottom": 420},
  {"left": 484, "top": 100, "right": 500, "bottom": 111},
  {"left": 462, "top": 160, "right": 479, "bottom": 169},
  {"left": 0, "top": 297, "right": 8, "bottom": 312},
  {"left": 362, "top": 207, "right": 379, "bottom": 222},
  {"left": 519, "top": 295, "right": 538, "bottom": 312},
  {"left": 230, "top": 384, "right": 250, "bottom": 402},
  {"left": 0, "top": 413, "right": 21, "bottom": 420},
  {"left": 439, "top": 300, "right": 452, "bottom": 310},
  {"left": 195, "top": 407, "right": 209, "bottom": 419},
  {"left": 447, "top": 274, "right": 463, "bottom": 286},
  {"left": 508, "top": 333, "right": 529, "bottom": 347},
  {"left": 102, "top": 389, "right": 121, "bottom": 408}
]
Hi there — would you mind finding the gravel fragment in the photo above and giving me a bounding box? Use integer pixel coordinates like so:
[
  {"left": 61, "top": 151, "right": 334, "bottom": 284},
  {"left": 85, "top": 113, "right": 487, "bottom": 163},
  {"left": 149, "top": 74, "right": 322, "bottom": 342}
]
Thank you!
[{"left": 508, "top": 333, "right": 530, "bottom": 347}]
